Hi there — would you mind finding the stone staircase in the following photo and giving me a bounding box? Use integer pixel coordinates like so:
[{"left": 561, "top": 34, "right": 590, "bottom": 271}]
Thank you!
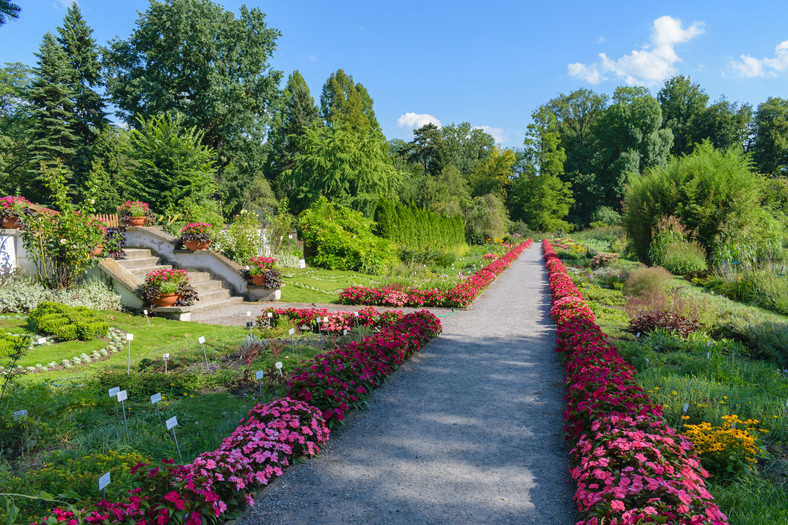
[{"left": 118, "top": 248, "right": 243, "bottom": 312}]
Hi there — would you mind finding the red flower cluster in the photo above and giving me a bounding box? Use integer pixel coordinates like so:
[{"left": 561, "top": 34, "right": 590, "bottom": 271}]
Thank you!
[
  {"left": 339, "top": 239, "right": 533, "bottom": 308},
  {"left": 35, "top": 399, "right": 329, "bottom": 524},
  {"left": 258, "top": 306, "right": 403, "bottom": 334},
  {"left": 542, "top": 240, "right": 727, "bottom": 525},
  {"left": 286, "top": 310, "right": 442, "bottom": 426}
]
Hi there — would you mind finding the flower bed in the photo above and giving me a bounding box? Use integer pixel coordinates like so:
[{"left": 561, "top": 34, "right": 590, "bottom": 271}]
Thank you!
[
  {"left": 543, "top": 239, "right": 727, "bottom": 525},
  {"left": 339, "top": 239, "right": 533, "bottom": 308},
  {"left": 258, "top": 306, "right": 403, "bottom": 334},
  {"left": 36, "top": 310, "right": 442, "bottom": 523}
]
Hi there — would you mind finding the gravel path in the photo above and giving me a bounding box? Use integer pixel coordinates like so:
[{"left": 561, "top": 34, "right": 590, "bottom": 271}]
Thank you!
[{"left": 237, "top": 244, "right": 576, "bottom": 524}]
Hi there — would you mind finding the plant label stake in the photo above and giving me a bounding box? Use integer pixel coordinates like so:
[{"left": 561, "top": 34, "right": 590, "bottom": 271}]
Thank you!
[
  {"left": 645, "top": 357, "right": 649, "bottom": 368},
  {"left": 636, "top": 332, "right": 641, "bottom": 339},
  {"left": 275, "top": 361, "right": 283, "bottom": 377},
  {"left": 267, "top": 311, "right": 273, "bottom": 328},
  {"left": 246, "top": 321, "right": 254, "bottom": 337},
  {"left": 109, "top": 386, "right": 120, "bottom": 423},
  {"left": 256, "top": 370, "right": 265, "bottom": 403},
  {"left": 143, "top": 309, "right": 150, "bottom": 327},
  {"left": 343, "top": 329, "right": 347, "bottom": 336},
  {"left": 37, "top": 337, "right": 46, "bottom": 345},
  {"left": 151, "top": 392, "right": 162, "bottom": 424},
  {"left": 354, "top": 311, "right": 360, "bottom": 340},
  {"left": 166, "top": 416, "right": 182, "bottom": 461},
  {"left": 316, "top": 316, "right": 324, "bottom": 340},
  {"left": 13, "top": 409, "right": 27, "bottom": 421},
  {"left": 198, "top": 336, "right": 208, "bottom": 367},
  {"left": 163, "top": 353, "right": 170, "bottom": 374},
  {"left": 126, "top": 333, "right": 134, "bottom": 375},
  {"left": 682, "top": 403, "right": 689, "bottom": 429},
  {"left": 98, "top": 471, "right": 110, "bottom": 500},
  {"left": 288, "top": 328, "right": 295, "bottom": 355},
  {"left": 707, "top": 351, "right": 710, "bottom": 361},
  {"left": 117, "top": 390, "right": 130, "bottom": 442},
  {"left": 299, "top": 259, "right": 306, "bottom": 269},
  {"left": 781, "top": 397, "right": 788, "bottom": 443}
]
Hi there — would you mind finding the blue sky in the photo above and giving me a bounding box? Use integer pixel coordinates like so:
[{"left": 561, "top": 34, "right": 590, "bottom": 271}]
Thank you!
[{"left": 2, "top": 1, "right": 787, "bottom": 147}]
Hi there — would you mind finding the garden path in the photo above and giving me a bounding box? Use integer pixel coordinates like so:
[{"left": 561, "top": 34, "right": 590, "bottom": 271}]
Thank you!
[{"left": 236, "top": 244, "right": 576, "bottom": 524}]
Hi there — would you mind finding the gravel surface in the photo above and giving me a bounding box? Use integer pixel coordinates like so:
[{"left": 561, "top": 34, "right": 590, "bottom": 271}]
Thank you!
[{"left": 236, "top": 244, "right": 576, "bottom": 524}]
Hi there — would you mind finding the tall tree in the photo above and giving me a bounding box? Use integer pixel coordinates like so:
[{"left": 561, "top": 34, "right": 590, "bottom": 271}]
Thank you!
[
  {"left": 440, "top": 122, "right": 496, "bottom": 176},
  {"left": 406, "top": 123, "right": 448, "bottom": 177},
  {"left": 468, "top": 146, "right": 517, "bottom": 199},
  {"left": 104, "top": 0, "right": 282, "bottom": 214},
  {"left": 0, "top": 62, "right": 33, "bottom": 193},
  {"left": 657, "top": 75, "right": 709, "bottom": 157},
  {"left": 268, "top": 70, "right": 320, "bottom": 196},
  {"left": 751, "top": 97, "right": 788, "bottom": 176},
  {"left": 591, "top": 86, "right": 673, "bottom": 211},
  {"left": 56, "top": 2, "right": 106, "bottom": 183},
  {"left": 0, "top": 0, "right": 20, "bottom": 26},
  {"left": 319, "top": 69, "right": 381, "bottom": 137},
  {"left": 26, "top": 32, "right": 78, "bottom": 204},
  {"left": 694, "top": 97, "right": 752, "bottom": 151},
  {"left": 546, "top": 88, "right": 608, "bottom": 175}
]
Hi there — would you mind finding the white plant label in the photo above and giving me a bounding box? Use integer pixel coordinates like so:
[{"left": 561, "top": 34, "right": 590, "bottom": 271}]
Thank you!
[
  {"left": 267, "top": 312, "right": 273, "bottom": 318},
  {"left": 247, "top": 311, "right": 251, "bottom": 317},
  {"left": 288, "top": 328, "right": 295, "bottom": 335},
  {"left": 37, "top": 337, "right": 46, "bottom": 345},
  {"left": 645, "top": 358, "right": 649, "bottom": 367},
  {"left": 126, "top": 333, "right": 134, "bottom": 341},
  {"left": 707, "top": 351, "right": 710, "bottom": 360},
  {"left": 316, "top": 316, "right": 321, "bottom": 322},
  {"left": 246, "top": 321, "right": 253, "bottom": 328},
  {"left": 299, "top": 259, "right": 306, "bottom": 269},
  {"left": 288, "top": 234, "right": 293, "bottom": 239},
  {"left": 109, "top": 387, "right": 120, "bottom": 398},
  {"left": 683, "top": 403, "right": 689, "bottom": 413},
  {"left": 275, "top": 361, "right": 283, "bottom": 370},
  {"left": 98, "top": 472, "right": 111, "bottom": 491},
  {"left": 151, "top": 393, "right": 162, "bottom": 404},
  {"left": 198, "top": 336, "right": 205, "bottom": 344},
  {"left": 166, "top": 416, "right": 178, "bottom": 430},
  {"left": 354, "top": 311, "right": 358, "bottom": 317},
  {"left": 343, "top": 329, "right": 347, "bottom": 336},
  {"left": 13, "top": 409, "right": 27, "bottom": 420},
  {"left": 636, "top": 332, "right": 641, "bottom": 339},
  {"left": 163, "top": 353, "right": 170, "bottom": 361},
  {"left": 116, "top": 390, "right": 128, "bottom": 402},
  {"left": 256, "top": 370, "right": 265, "bottom": 380},
  {"left": 144, "top": 310, "right": 148, "bottom": 316}
]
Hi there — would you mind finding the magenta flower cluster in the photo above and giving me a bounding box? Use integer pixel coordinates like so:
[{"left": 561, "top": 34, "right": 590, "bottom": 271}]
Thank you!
[
  {"left": 339, "top": 239, "right": 533, "bottom": 308},
  {"left": 180, "top": 222, "right": 212, "bottom": 235},
  {"left": 286, "top": 310, "right": 443, "bottom": 426},
  {"left": 543, "top": 239, "right": 727, "bottom": 525},
  {"left": 258, "top": 306, "right": 403, "bottom": 334}
]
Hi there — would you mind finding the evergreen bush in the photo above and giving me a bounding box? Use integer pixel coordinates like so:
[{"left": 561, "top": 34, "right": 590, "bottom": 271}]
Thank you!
[
  {"left": 27, "top": 302, "right": 109, "bottom": 341},
  {"left": 375, "top": 199, "right": 464, "bottom": 250}
]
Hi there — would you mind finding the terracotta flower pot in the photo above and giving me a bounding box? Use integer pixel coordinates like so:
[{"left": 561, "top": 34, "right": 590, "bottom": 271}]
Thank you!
[
  {"left": 184, "top": 239, "right": 211, "bottom": 250},
  {"left": 251, "top": 273, "right": 265, "bottom": 286},
  {"left": 91, "top": 245, "right": 103, "bottom": 257},
  {"left": 129, "top": 216, "right": 146, "bottom": 227},
  {"left": 1, "top": 216, "right": 22, "bottom": 229},
  {"left": 152, "top": 293, "right": 180, "bottom": 307}
]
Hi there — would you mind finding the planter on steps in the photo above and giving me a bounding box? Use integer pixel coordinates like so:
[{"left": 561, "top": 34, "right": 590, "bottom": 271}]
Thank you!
[{"left": 183, "top": 239, "right": 211, "bottom": 250}]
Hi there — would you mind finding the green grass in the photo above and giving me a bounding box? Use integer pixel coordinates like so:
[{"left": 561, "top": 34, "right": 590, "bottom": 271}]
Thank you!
[{"left": 280, "top": 267, "right": 382, "bottom": 303}]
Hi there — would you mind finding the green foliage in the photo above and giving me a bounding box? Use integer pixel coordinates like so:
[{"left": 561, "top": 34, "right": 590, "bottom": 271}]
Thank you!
[
  {"left": 298, "top": 197, "right": 395, "bottom": 274},
  {"left": 751, "top": 97, "right": 788, "bottom": 176},
  {"left": 510, "top": 173, "right": 573, "bottom": 232},
  {"left": 624, "top": 142, "right": 776, "bottom": 265},
  {"left": 319, "top": 69, "right": 381, "bottom": 136},
  {"left": 27, "top": 301, "right": 108, "bottom": 341},
  {"left": 0, "top": 62, "right": 34, "bottom": 194},
  {"left": 0, "top": 276, "right": 121, "bottom": 313},
  {"left": 0, "top": 1, "right": 21, "bottom": 26},
  {"left": 285, "top": 123, "right": 402, "bottom": 216},
  {"left": 213, "top": 210, "right": 263, "bottom": 264},
  {"left": 463, "top": 193, "right": 510, "bottom": 244},
  {"left": 124, "top": 114, "right": 218, "bottom": 216},
  {"left": 622, "top": 265, "right": 673, "bottom": 297},
  {"left": 104, "top": 0, "right": 283, "bottom": 215},
  {"left": 375, "top": 199, "right": 464, "bottom": 251},
  {"left": 657, "top": 75, "right": 710, "bottom": 157},
  {"left": 659, "top": 241, "right": 708, "bottom": 277},
  {"left": 702, "top": 269, "right": 788, "bottom": 318},
  {"left": 468, "top": 146, "right": 517, "bottom": 198}
]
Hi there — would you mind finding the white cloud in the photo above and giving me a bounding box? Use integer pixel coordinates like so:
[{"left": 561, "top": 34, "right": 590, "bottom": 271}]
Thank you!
[
  {"left": 595, "top": 36, "right": 606, "bottom": 45},
  {"left": 397, "top": 112, "right": 442, "bottom": 129},
  {"left": 474, "top": 125, "right": 507, "bottom": 145},
  {"left": 568, "top": 15, "right": 704, "bottom": 86},
  {"left": 53, "top": 0, "right": 76, "bottom": 9},
  {"left": 730, "top": 40, "right": 788, "bottom": 78},
  {"left": 308, "top": 54, "right": 318, "bottom": 62}
]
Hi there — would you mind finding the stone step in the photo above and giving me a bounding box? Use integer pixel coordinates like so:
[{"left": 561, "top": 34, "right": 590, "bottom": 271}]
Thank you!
[
  {"left": 123, "top": 248, "right": 153, "bottom": 258},
  {"left": 191, "top": 279, "right": 224, "bottom": 294},
  {"left": 127, "top": 264, "right": 173, "bottom": 278},
  {"left": 116, "top": 256, "right": 161, "bottom": 269},
  {"left": 190, "top": 295, "right": 244, "bottom": 313},
  {"left": 196, "top": 288, "right": 233, "bottom": 303},
  {"left": 185, "top": 271, "right": 212, "bottom": 283}
]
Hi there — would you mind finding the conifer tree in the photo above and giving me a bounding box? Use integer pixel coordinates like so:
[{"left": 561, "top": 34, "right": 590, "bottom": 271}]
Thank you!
[
  {"left": 26, "top": 32, "right": 78, "bottom": 204},
  {"left": 320, "top": 69, "right": 381, "bottom": 137}
]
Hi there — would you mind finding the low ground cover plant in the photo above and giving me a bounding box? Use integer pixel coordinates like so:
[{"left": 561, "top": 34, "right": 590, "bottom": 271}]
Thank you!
[{"left": 27, "top": 301, "right": 109, "bottom": 341}]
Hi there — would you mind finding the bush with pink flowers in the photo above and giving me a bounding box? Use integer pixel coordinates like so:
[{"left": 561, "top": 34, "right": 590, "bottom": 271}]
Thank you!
[
  {"left": 543, "top": 239, "right": 728, "bottom": 525},
  {"left": 257, "top": 306, "right": 403, "bottom": 334},
  {"left": 339, "top": 239, "right": 533, "bottom": 308}
]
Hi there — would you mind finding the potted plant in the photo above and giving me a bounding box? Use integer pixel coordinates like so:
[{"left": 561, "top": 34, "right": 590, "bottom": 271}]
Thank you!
[
  {"left": 0, "top": 196, "right": 32, "bottom": 229},
  {"left": 245, "top": 256, "right": 278, "bottom": 286},
  {"left": 139, "top": 269, "right": 198, "bottom": 307},
  {"left": 180, "top": 222, "right": 212, "bottom": 250},
  {"left": 117, "top": 201, "right": 152, "bottom": 227},
  {"left": 91, "top": 220, "right": 108, "bottom": 257}
]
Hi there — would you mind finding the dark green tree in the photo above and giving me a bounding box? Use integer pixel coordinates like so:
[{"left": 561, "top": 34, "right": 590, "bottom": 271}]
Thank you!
[
  {"left": 0, "top": 0, "right": 20, "bottom": 26},
  {"left": 751, "top": 97, "right": 788, "bottom": 176},
  {"left": 319, "top": 69, "right": 381, "bottom": 136},
  {"left": 56, "top": 2, "right": 106, "bottom": 185},
  {"left": 104, "top": 0, "right": 282, "bottom": 214},
  {"left": 268, "top": 70, "right": 319, "bottom": 196},
  {"left": 591, "top": 86, "right": 673, "bottom": 212},
  {"left": 440, "top": 122, "right": 495, "bottom": 176},
  {"left": 406, "top": 123, "right": 448, "bottom": 177},
  {"left": 694, "top": 97, "right": 752, "bottom": 151},
  {"left": 26, "top": 32, "right": 78, "bottom": 204},
  {"left": 0, "top": 62, "right": 33, "bottom": 193},
  {"left": 657, "top": 75, "right": 709, "bottom": 157}
]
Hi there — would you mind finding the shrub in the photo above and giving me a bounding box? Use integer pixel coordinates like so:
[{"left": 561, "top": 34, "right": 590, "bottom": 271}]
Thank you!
[
  {"left": 625, "top": 291, "right": 702, "bottom": 337},
  {"left": 659, "top": 241, "right": 708, "bottom": 277},
  {"left": 27, "top": 302, "right": 109, "bottom": 341},
  {"left": 298, "top": 197, "right": 395, "bottom": 275},
  {"left": 376, "top": 199, "right": 465, "bottom": 250},
  {"left": 464, "top": 193, "right": 510, "bottom": 245},
  {"left": 683, "top": 415, "right": 765, "bottom": 481},
  {"left": 703, "top": 269, "right": 788, "bottom": 317},
  {"left": 590, "top": 252, "right": 618, "bottom": 268},
  {"left": 213, "top": 210, "right": 264, "bottom": 263},
  {"left": 622, "top": 265, "right": 673, "bottom": 297}
]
